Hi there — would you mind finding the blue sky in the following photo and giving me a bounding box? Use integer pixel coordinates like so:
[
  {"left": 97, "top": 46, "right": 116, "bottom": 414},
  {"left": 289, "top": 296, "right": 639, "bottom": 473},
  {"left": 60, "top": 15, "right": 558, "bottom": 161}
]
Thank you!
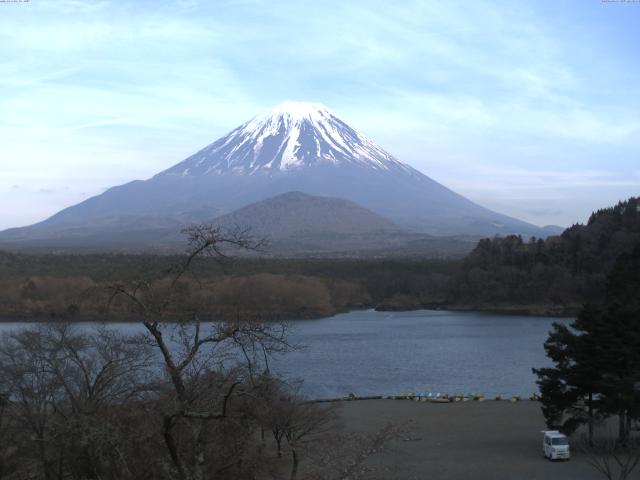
[{"left": 1, "top": 0, "right": 639, "bottom": 229}]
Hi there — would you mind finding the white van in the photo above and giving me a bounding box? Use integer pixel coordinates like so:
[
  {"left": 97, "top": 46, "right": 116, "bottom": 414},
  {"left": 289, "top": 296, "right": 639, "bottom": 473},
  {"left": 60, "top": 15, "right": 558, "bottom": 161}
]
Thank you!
[{"left": 542, "top": 430, "right": 570, "bottom": 460}]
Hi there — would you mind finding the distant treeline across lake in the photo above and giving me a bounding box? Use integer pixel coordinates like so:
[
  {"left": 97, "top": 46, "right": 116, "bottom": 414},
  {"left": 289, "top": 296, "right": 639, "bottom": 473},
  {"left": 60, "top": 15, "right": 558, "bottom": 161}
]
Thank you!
[{"left": 2, "top": 197, "right": 639, "bottom": 321}]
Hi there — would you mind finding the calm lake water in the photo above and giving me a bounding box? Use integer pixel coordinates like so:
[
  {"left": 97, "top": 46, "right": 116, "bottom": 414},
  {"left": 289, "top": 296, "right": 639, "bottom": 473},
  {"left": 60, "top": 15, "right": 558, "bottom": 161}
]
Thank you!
[{"left": 0, "top": 309, "right": 570, "bottom": 399}]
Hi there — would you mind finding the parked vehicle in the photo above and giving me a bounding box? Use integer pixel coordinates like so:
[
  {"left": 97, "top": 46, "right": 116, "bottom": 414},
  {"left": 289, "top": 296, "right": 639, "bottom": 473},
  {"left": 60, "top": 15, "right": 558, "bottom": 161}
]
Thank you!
[{"left": 542, "top": 430, "right": 570, "bottom": 460}]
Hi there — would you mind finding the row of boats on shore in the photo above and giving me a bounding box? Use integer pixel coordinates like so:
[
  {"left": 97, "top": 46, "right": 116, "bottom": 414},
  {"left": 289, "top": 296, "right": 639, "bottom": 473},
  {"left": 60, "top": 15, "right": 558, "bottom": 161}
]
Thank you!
[
  {"left": 313, "top": 392, "right": 540, "bottom": 403},
  {"left": 392, "top": 392, "right": 539, "bottom": 402}
]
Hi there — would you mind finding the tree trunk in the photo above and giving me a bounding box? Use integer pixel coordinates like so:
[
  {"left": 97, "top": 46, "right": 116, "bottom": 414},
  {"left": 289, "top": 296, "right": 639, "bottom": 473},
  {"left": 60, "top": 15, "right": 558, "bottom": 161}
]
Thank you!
[
  {"left": 163, "top": 416, "right": 188, "bottom": 480},
  {"left": 588, "top": 392, "right": 594, "bottom": 446},
  {"left": 192, "top": 420, "right": 206, "bottom": 480},
  {"left": 618, "top": 410, "right": 628, "bottom": 445},
  {"left": 289, "top": 447, "right": 298, "bottom": 480},
  {"left": 37, "top": 433, "right": 52, "bottom": 480}
]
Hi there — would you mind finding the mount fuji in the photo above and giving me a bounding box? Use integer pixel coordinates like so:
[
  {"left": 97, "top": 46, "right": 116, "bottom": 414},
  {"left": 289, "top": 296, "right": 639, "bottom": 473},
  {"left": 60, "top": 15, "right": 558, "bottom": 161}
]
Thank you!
[{"left": 0, "top": 101, "right": 559, "bottom": 251}]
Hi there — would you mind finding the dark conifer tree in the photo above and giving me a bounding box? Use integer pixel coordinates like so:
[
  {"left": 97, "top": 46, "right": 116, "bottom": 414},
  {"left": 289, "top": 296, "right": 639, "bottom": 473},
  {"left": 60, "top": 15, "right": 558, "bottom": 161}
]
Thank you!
[{"left": 534, "top": 243, "right": 640, "bottom": 443}]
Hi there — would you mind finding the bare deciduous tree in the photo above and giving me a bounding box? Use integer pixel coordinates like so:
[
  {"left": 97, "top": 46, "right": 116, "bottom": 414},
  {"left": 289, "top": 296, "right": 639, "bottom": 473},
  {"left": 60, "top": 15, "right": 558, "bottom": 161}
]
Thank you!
[
  {"left": 579, "top": 436, "right": 640, "bottom": 480},
  {"left": 108, "top": 224, "right": 293, "bottom": 480},
  {"left": 0, "top": 323, "right": 156, "bottom": 480},
  {"left": 0, "top": 224, "right": 397, "bottom": 480}
]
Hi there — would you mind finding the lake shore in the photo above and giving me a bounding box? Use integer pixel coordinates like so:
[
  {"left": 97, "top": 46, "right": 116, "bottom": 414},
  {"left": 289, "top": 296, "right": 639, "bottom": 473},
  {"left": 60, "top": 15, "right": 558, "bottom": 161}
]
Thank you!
[
  {"left": 0, "top": 302, "right": 577, "bottom": 323},
  {"left": 337, "top": 399, "right": 601, "bottom": 480},
  {"left": 377, "top": 303, "right": 578, "bottom": 317}
]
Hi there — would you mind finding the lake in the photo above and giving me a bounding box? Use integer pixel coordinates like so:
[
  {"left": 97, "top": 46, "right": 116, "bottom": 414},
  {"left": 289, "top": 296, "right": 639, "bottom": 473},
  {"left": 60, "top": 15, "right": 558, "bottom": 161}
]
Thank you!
[{"left": 0, "top": 309, "right": 570, "bottom": 399}]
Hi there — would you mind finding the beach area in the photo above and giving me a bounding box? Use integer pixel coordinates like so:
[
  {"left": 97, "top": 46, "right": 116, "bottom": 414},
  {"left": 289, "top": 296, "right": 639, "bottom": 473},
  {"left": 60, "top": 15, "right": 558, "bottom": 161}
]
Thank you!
[{"left": 337, "top": 399, "right": 604, "bottom": 480}]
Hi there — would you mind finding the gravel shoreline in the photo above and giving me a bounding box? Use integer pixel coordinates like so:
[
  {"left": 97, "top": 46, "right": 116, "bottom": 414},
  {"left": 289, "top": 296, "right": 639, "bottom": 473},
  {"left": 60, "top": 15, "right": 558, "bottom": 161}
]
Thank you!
[{"left": 337, "top": 399, "right": 603, "bottom": 480}]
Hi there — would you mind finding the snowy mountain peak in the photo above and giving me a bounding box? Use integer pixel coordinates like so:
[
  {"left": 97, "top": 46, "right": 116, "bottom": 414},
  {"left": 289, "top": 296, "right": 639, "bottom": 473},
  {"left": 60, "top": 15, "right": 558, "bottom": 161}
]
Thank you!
[
  {"left": 160, "top": 101, "right": 417, "bottom": 177},
  {"left": 267, "top": 100, "right": 332, "bottom": 121}
]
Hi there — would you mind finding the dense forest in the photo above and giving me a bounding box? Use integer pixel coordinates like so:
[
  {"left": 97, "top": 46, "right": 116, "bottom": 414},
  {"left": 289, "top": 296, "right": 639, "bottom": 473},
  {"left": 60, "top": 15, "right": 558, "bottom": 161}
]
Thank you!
[
  {"left": 449, "top": 197, "right": 640, "bottom": 314},
  {"left": 0, "top": 197, "right": 638, "bottom": 320}
]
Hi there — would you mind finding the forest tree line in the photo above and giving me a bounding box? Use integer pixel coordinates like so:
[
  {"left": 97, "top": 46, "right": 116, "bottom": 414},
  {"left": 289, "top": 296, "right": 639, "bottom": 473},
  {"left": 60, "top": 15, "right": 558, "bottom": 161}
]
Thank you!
[{"left": 0, "top": 197, "right": 638, "bottom": 320}]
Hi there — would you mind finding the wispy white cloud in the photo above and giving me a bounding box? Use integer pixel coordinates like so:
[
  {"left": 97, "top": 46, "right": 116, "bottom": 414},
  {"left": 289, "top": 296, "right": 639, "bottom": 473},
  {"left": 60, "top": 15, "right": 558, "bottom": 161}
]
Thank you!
[{"left": 446, "top": 167, "right": 640, "bottom": 189}]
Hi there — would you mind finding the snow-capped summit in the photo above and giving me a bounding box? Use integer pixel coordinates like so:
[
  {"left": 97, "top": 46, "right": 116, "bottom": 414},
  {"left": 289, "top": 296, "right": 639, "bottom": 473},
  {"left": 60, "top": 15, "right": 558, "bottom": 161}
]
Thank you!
[
  {"left": 159, "top": 101, "right": 416, "bottom": 177},
  {"left": 266, "top": 100, "right": 331, "bottom": 121}
]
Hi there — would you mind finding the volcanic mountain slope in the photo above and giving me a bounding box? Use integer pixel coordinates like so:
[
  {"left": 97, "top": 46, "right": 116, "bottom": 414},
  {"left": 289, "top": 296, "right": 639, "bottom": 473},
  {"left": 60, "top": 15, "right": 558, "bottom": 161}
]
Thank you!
[
  {"left": 211, "top": 191, "right": 426, "bottom": 256},
  {"left": 0, "top": 191, "right": 477, "bottom": 256},
  {"left": 0, "top": 101, "right": 560, "bottom": 249},
  {"left": 209, "top": 192, "right": 477, "bottom": 257},
  {"left": 214, "top": 191, "right": 399, "bottom": 238}
]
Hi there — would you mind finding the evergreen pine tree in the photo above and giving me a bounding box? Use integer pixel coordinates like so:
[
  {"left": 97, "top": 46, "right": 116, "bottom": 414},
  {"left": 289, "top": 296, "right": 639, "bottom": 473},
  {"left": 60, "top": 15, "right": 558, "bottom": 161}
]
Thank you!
[{"left": 534, "top": 244, "right": 640, "bottom": 443}]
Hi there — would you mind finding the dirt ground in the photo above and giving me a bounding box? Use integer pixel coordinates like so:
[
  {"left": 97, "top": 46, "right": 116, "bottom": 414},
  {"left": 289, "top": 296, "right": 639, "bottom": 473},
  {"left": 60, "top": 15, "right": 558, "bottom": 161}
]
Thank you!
[{"left": 337, "top": 399, "right": 604, "bottom": 480}]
